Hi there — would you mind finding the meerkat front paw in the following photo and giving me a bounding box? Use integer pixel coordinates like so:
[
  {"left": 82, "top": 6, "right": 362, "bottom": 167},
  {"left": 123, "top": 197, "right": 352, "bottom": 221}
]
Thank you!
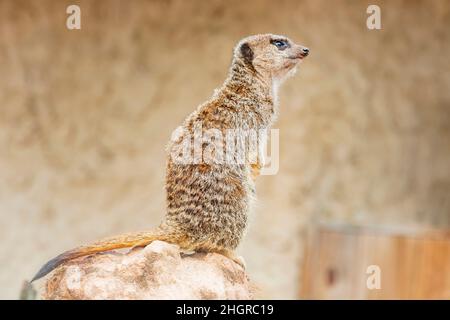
[{"left": 250, "top": 163, "right": 262, "bottom": 181}]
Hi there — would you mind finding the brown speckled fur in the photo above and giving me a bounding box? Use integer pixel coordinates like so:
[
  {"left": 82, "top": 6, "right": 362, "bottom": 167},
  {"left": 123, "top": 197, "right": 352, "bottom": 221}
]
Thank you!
[{"left": 32, "top": 34, "right": 308, "bottom": 281}]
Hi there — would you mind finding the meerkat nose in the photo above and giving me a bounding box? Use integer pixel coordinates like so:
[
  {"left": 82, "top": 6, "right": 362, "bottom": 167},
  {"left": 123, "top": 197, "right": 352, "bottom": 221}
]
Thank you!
[{"left": 301, "top": 47, "right": 310, "bottom": 56}]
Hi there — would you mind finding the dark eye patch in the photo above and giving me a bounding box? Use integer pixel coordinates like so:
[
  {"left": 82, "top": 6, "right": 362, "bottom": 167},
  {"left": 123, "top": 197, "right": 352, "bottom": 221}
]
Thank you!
[{"left": 270, "top": 39, "right": 290, "bottom": 51}]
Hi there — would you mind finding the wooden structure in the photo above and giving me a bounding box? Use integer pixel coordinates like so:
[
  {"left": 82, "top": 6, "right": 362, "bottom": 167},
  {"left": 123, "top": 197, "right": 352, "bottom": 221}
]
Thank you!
[{"left": 300, "top": 224, "right": 450, "bottom": 299}]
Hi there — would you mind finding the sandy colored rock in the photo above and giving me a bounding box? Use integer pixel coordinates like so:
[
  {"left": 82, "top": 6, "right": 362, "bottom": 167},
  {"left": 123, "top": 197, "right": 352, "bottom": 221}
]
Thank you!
[{"left": 41, "top": 241, "right": 253, "bottom": 300}]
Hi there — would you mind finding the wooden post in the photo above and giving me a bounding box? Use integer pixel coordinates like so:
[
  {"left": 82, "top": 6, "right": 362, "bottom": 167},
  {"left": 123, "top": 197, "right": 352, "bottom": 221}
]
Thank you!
[{"left": 300, "top": 224, "right": 450, "bottom": 299}]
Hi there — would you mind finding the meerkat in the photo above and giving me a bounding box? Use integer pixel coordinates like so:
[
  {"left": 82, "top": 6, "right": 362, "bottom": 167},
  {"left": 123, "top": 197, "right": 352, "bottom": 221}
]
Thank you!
[{"left": 31, "top": 34, "right": 309, "bottom": 282}]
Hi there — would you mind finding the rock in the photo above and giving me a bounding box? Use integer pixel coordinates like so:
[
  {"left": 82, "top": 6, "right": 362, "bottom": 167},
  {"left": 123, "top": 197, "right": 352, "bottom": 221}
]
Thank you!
[{"left": 41, "top": 241, "right": 254, "bottom": 300}]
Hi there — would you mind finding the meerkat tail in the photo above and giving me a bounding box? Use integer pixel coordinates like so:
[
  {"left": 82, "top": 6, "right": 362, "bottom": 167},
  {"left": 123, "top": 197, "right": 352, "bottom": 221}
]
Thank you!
[{"left": 31, "top": 227, "right": 176, "bottom": 282}]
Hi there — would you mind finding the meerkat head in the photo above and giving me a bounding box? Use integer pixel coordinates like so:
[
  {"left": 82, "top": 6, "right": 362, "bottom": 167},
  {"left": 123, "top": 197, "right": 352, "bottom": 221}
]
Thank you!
[{"left": 235, "top": 34, "right": 309, "bottom": 82}]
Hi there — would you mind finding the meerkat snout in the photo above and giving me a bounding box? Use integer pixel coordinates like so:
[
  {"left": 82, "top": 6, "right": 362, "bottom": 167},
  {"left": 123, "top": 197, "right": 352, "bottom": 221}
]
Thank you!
[
  {"left": 284, "top": 43, "right": 309, "bottom": 60},
  {"left": 300, "top": 47, "right": 310, "bottom": 57}
]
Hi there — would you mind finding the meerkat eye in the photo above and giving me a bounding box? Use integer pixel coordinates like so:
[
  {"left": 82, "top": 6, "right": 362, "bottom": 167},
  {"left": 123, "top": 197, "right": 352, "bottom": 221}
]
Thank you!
[{"left": 271, "top": 39, "right": 289, "bottom": 51}]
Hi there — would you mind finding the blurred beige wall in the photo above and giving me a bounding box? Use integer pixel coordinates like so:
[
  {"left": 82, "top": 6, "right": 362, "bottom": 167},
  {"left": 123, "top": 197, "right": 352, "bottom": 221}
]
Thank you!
[{"left": 0, "top": 0, "right": 449, "bottom": 299}]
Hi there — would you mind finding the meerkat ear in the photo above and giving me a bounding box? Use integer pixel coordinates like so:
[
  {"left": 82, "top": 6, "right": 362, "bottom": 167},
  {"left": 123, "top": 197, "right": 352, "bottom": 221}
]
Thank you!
[{"left": 240, "top": 42, "right": 254, "bottom": 65}]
